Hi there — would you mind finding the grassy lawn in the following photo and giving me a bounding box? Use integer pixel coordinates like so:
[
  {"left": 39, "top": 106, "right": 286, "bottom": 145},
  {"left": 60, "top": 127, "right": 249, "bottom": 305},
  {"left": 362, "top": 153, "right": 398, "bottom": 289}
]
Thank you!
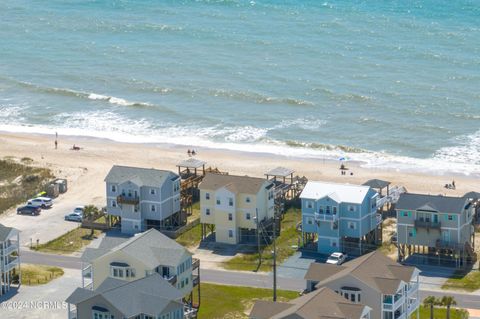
[
  {"left": 223, "top": 207, "right": 301, "bottom": 272},
  {"left": 194, "top": 283, "right": 299, "bottom": 319},
  {"left": 442, "top": 270, "right": 480, "bottom": 292},
  {"left": 20, "top": 264, "right": 64, "bottom": 286},
  {"left": 411, "top": 305, "right": 469, "bottom": 319},
  {"left": 32, "top": 227, "right": 102, "bottom": 254},
  {"left": 0, "top": 158, "right": 54, "bottom": 214}
]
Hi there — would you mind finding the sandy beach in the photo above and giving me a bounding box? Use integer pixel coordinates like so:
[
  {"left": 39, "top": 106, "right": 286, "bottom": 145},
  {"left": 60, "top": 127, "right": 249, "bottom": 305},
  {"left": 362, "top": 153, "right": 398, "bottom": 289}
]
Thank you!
[{"left": 0, "top": 132, "right": 478, "bottom": 204}]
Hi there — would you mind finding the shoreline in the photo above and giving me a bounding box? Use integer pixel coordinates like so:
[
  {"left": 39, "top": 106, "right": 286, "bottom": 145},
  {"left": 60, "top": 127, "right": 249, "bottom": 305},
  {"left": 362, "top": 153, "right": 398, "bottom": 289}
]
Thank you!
[
  {"left": 0, "top": 131, "right": 478, "bottom": 200},
  {"left": 1, "top": 125, "right": 479, "bottom": 179}
]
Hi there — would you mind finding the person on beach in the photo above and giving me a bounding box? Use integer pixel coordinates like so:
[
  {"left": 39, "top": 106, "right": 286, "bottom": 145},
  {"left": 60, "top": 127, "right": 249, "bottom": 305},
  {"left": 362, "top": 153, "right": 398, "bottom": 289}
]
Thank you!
[
  {"left": 452, "top": 180, "right": 456, "bottom": 189},
  {"left": 187, "top": 149, "right": 191, "bottom": 156},
  {"left": 55, "top": 139, "right": 58, "bottom": 149},
  {"left": 192, "top": 149, "right": 196, "bottom": 156},
  {"left": 55, "top": 131, "right": 58, "bottom": 149}
]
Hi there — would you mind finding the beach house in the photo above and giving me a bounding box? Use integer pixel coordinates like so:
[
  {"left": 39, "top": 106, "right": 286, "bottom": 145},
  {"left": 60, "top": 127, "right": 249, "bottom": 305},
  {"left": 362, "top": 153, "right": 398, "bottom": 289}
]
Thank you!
[
  {"left": 199, "top": 173, "right": 275, "bottom": 245},
  {"left": 305, "top": 251, "right": 420, "bottom": 319},
  {"left": 300, "top": 181, "right": 380, "bottom": 255},
  {"left": 66, "top": 273, "right": 189, "bottom": 319},
  {"left": 105, "top": 165, "right": 181, "bottom": 234},
  {"left": 80, "top": 229, "right": 199, "bottom": 304},
  {"left": 0, "top": 223, "right": 20, "bottom": 296},
  {"left": 396, "top": 193, "right": 476, "bottom": 267},
  {"left": 250, "top": 286, "right": 372, "bottom": 319}
]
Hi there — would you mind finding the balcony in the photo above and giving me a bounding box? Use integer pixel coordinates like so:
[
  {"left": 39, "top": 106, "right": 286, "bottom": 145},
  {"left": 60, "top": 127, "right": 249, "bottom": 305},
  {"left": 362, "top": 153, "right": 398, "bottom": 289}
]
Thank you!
[
  {"left": 5, "top": 256, "right": 19, "bottom": 271},
  {"left": 383, "top": 294, "right": 405, "bottom": 311},
  {"left": 414, "top": 220, "right": 441, "bottom": 229},
  {"left": 0, "top": 243, "right": 18, "bottom": 256},
  {"left": 192, "top": 274, "right": 200, "bottom": 286},
  {"left": 116, "top": 195, "right": 139, "bottom": 205},
  {"left": 192, "top": 258, "right": 200, "bottom": 270},
  {"left": 82, "top": 265, "right": 92, "bottom": 278},
  {"left": 314, "top": 212, "right": 338, "bottom": 222},
  {"left": 407, "top": 283, "right": 418, "bottom": 296}
]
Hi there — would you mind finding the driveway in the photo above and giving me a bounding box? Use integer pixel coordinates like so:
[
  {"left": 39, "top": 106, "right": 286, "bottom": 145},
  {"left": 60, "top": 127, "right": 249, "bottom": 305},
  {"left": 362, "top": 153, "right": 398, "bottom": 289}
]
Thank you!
[
  {"left": 0, "top": 268, "right": 80, "bottom": 319},
  {"left": 0, "top": 174, "right": 104, "bottom": 247}
]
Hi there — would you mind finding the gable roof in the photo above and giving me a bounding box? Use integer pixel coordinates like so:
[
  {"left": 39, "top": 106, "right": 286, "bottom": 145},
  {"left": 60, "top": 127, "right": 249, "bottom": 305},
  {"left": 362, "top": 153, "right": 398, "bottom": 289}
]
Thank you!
[
  {"left": 82, "top": 229, "right": 191, "bottom": 268},
  {"left": 0, "top": 223, "right": 17, "bottom": 242},
  {"left": 104, "top": 165, "right": 178, "bottom": 187},
  {"left": 265, "top": 167, "right": 295, "bottom": 177},
  {"left": 396, "top": 193, "right": 468, "bottom": 214},
  {"left": 305, "top": 251, "right": 418, "bottom": 295},
  {"left": 300, "top": 181, "right": 373, "bottom": 204},
  {"left": 464, "top": 192, "right": 480, "bottom": 200},
  {"left": 199, "top": 173, "right": 271, "bottom": 194},
  {"left": 362, "top": 179, "right": 390, "bottom": 189},
  {"left": 250, "top": 287, "right": 368, "bottom": 319},
  {"left": 66, "top": 273, "right": 183, "bottom": 317}
]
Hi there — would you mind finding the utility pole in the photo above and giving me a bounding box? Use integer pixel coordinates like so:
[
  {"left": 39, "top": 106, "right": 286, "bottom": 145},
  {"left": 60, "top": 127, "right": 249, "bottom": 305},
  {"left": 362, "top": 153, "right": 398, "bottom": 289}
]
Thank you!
[
  {"left": 256, "top": 208, "right": 262, "bottom": 269},
  {"left": 272, "top": 212, "right": 277, "bottom": 302}
]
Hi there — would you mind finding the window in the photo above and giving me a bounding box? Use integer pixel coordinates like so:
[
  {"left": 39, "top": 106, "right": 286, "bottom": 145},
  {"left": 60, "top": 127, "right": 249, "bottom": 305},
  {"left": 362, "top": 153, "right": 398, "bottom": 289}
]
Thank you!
[
  {"left": 246, "top": 213, "right": 251, "bottom": 220},
  {"left": 403, "top": 211, "right": 409, "bottom": 217},
  {"left": 150, "top": 188, "right": 156, "bottom": 195},
  {"left": 307, "top": 201, "right": 313, "bottom": 209},
  {"left": 206, "top": 193, "right": 210, "bottom": 200},
  {"left": 348, "top": 222, "right": 356, "bottom": 230},
  {"left": 344, "top": 293, "right": 349, "bottom": 300},
  {"left": 307, "top": 217, "right": 313, "bottom": 225},
  {"left": 111, "top": 185, "right": 116, "bottom": 192},
  {"left": 333, "top": 207, "right": 337, "bottom": 214},
  {"left": 246, "top": 197, "right": 251, "bottom": 203},
  {"left": 228, "top": 213, "right": 233, "bottom": 221},
  {"left": 151, "top": 205, "right": 156, "bottom": 212},
  {"left": 206, "top": 208, "right": 210, "bottom": 216},
  {"left": 408, "top": 227, "right": 416, "bottom": 238},
  {"left": 351, "top": 294, "right": 356, "bottom": 302},
  {"left": 319, "top": 206, "right": 324, "bottom": 214},
  {"left": 126, "top": 268, "right": 136, "bottom": 278},
  {"left": 326, "top": 206, "right": 331, "bottom": 214},
  {"left": 216, "top": 198, "right": 221, "bottom": 205},
  {"left": 111, "top": 200, "right": 117, "bottom": 208},
  {"left": 448, "top": 215, "right": 454, "bottom": 221},
  {"left": 185, "top": 277, "right": 189, "bottom": 285},
  {"left": 228, "top": 230, "right": 233, "bottom": 238},
  {"left": 348, "top": 205, "right": 355, "bottom": 212},
  {"left": 112, "top": 268, "right": 124, "bottom": 278},
  {"left": 228, "top": 197, "right": 233, "bottom": 206}
]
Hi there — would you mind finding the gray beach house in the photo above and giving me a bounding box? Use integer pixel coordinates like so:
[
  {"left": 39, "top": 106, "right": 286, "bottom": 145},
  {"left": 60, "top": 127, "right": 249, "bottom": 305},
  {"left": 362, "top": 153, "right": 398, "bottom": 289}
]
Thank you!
[
  {"left": 395, "top": 193, "right": 476, "bottom": 267},
  {"left": 105, "top": 165, "right": 181, "bottom": 234}
]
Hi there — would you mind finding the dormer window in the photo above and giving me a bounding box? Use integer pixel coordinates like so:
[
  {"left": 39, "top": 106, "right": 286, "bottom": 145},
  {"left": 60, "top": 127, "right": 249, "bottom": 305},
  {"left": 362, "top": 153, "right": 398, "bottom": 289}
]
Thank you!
[
  {"left": 150, "top": 188, "right": 156, "bottom": 195},
  {"left": 110, "top": 262, "right": 135, "bottom": 279},
  {"left": 340, "top": 286, "right": 361, "bottom": 303},
  {"left": 92, "top": 306, "right": 113, "bottom": 319}
]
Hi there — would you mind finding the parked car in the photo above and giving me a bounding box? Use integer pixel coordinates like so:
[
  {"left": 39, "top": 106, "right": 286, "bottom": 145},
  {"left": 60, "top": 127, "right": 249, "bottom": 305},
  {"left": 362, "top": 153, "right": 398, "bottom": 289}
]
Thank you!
[
  {"left": 27, "top": 197, "right": 53, "bottom": 208},
  {"left": 17, "top": 205, "right": 41, "bottom": 216},
  {"left": 326, "top": 252, "right": 347, "bottom": 265},
  {"left": 65, "top": 212, "right": 83, "bottom": 222},
  {"left": 73, "top": 206, "right": 84, "bottom": 214}
]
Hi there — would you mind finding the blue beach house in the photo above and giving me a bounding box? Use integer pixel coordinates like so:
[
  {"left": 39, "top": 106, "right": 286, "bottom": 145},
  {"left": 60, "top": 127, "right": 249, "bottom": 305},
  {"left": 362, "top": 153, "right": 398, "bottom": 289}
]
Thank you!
[{"left": 300, "top": 181, "right": 381, "bottom": 255}]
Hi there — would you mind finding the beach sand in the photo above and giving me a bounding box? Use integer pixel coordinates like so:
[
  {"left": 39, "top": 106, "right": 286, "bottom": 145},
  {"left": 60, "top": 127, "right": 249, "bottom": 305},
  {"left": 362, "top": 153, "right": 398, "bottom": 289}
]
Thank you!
[{"left": 0, "top": 132, "right": 477, "bottom": 209}]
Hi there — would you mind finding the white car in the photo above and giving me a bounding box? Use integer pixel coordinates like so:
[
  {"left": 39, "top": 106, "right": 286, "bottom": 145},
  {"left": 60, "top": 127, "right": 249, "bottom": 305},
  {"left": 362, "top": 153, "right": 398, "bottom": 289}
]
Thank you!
[
  {"left": 27, "top": 197, "right": 53, "bottom": 208},
  {"left": 73, "top": 206, "right": 84, "bottom": 214},
  {"left": 326, "top": 252, "right": 347, "bottom": 265}
]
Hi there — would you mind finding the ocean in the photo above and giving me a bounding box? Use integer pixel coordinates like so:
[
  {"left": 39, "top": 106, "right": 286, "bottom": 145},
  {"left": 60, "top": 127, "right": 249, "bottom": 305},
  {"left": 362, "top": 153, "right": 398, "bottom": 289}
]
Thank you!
[{"left": 1, "top": 0, "right": 479, "bottom": 175}]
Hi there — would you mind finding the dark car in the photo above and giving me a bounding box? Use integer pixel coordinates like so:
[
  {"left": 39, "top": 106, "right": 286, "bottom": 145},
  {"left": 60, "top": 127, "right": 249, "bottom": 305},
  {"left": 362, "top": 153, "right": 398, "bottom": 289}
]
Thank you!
[{"left": 17, "top": 205, "right": 41, "bottom": 216}]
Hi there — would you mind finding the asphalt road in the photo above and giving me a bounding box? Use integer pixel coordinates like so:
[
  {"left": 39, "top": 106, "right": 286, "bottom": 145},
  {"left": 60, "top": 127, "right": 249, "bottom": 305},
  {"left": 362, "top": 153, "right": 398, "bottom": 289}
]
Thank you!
[{"left": 21, "top": 250, "right": 480, "bottom": 310}]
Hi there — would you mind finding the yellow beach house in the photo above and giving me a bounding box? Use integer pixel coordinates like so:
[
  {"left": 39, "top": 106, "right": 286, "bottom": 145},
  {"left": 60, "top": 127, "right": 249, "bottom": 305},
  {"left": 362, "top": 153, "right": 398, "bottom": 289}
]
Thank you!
[{"left": 199, "top": 173, "right": 275, "bottom": 245}]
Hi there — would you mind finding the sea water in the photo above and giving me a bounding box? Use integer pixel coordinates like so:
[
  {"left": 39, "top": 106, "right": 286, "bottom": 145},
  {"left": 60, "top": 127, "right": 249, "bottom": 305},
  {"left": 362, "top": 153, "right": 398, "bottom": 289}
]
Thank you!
[{"left": 0, "top": 0, "right": 479, "bottom": 175}]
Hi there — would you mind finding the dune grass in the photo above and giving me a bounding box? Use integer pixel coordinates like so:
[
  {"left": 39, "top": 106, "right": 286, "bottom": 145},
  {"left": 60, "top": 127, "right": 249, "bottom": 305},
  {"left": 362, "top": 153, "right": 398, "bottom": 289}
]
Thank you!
[
  {"left": 21, "top": 264, "right": 64, "bottom": 286},
  {"left": 32, "top": 227, "right": 102, "bottom": 254},
  {"left": 411, "top": 305, "right": 469, "bottom": 319},
  {"left": 442, "top": 270, "right": 480, "bottom": 292}
]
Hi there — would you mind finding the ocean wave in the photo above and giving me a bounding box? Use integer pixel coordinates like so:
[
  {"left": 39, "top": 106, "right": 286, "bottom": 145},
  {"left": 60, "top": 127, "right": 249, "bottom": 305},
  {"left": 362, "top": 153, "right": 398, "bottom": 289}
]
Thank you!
[
  {"left": 433, "top": 130, "right": 480, "bottom": 166},
  {"left": 275, "top": 117, "right": 326, "bottom": 131},
  {"left": 284, "top": 140, "right": 367, "bottom": 154},
  {"left": 208, "top": 88, "right": 315, "bottom": 106},
  {"left": 0, "top": 77, "right": 166, "bottom": 110}
]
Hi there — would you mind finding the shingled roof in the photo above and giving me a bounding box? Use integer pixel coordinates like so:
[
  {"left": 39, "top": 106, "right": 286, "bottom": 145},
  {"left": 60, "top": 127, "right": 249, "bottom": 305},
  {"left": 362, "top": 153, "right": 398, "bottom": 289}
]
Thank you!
[
  {"left": 82, "top": 229, "right": 191, "bottom": 267},
  {"left": 305, "top": 251, "right": 418, "bottom": 295},
  {"left": 0, "top": 223, "right": 17, "bottom": 242},
  {"left": 104, "top": 165, "right": 178, "bottom": 188},
  {"left": 300, "top": 181, "right": 373, "bottom": 204},
  {"left": 396, "top": 193, "right": 469, "bottom": 214},
  {"left": 250, "top": 287, "right": 369, "bottom": 319},
  {"left": 199, "top": 173, "right": 271, "bottom": 194},
  {"left": 66, "top": 273, "right": 183, "bottom": 318}
]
